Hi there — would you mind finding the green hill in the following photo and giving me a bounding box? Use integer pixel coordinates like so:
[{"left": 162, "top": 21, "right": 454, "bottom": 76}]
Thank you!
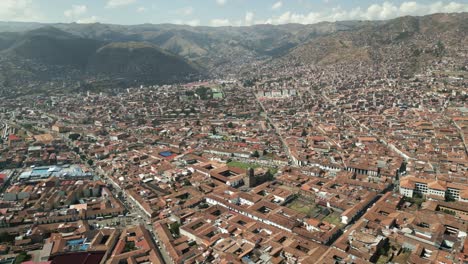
[
  {"left": 88, "top": 42, "right": 201, "bottom": 82},
  {"left": 280, "top": 13, "right": 468, "bottom": 74},
  {"left": 0, "top": 13, "right": 466, "bottom": 84},
  {"left": 8, "top": 28, "right": 102, "bottom": 68},
  {"left": 0, "top": 27, "right": 202, "bottom": 84}
]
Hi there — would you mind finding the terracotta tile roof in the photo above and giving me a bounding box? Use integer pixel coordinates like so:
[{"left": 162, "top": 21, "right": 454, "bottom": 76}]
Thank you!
[{"left": 427, "top": 180, "right": 447, "bottom": 191}]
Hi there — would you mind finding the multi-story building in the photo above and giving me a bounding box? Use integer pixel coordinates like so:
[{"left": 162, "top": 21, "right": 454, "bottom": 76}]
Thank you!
[{"left": 399, "top": 176, "right": 468, "bottom": 202}]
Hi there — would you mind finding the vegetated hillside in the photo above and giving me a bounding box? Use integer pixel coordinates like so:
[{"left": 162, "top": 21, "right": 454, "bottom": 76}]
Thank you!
[
  {"left": 281, "top": 13, "right": 468, "bottom": 74},
  {"left": 0, "top": 27, "right": 202, "bottom": 84},
  {"left": 0, "top": 20, "right": 373, "bottom": 70},
  {"left": 0, "top": 12, "right": 466, "bottom": 82},
  {"left": 80, "top": 21, "right": 372, "bottom": 68},
  {"left": 6, "top": 27, "right": 103, "bottom": 68},
  {"left": 0, "top": 32, "right": 19, "bottom": 51},
  {"left": 87, "top": 42, "right": 201, "bottom": 83}
]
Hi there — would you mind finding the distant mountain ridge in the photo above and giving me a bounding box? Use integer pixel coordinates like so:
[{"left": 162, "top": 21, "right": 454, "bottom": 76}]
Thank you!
[
  {"left": 279, "top": 13, "right": 468, "bottom": 71},
  {"left": 0, "top": 12, "right": 466, "bottom": 85},
  {"left": 88, "top": 42, "right": 201, "bottom": 82},
  {"left": 0, "top": 26, "right": 202, "bottom": 84},
  {"left": 6, "top": 27, "right": 103, "bottom": 68},
  {"left": 0, "top": 20, "right": 376, "bottom": 70}
]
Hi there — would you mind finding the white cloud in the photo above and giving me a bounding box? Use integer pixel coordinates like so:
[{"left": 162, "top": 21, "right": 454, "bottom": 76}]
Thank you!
[
  {"left": 137, "top": 7, "right": 147, "bottom": 13},
  {"left": 64, "top": 5, "right": 87, "bottom": 18},
  {"left": 174, "top": 19, "right": 200, "bottom": 27},
  {"left": 399, "top": 2, "right": 422, "bottom": 15},
  {"left": 264, "top": 1, "right": 468, "bottom": 24},
  {"left": 272, "top": 1, "right": 283, "bottom": 10},
  {"left": 366, "top": 2, "right": 398, "bottom": 20},
  {"left": 106, "top": 0, "right": 136, "bottom": 9},
  {"left": 211, "top": 18, "right": 230, "bottom": 27},
  {"left": 64, "top": 4, "right": 100, "bottom": 24},
  {"left": 77, "top": 16, "right": 100, "bottom": 24},
  {"left": 432, "top": 1, "right": 468, "bottom": 12},
  {"left": 177, "top": 6, "right": 194, "bottom": 16},
  {"left": 245, "top": 11, "right": 254, "bottom": 26},
  {"left": 0, "top": 0, "right": 43, "bottom": 22},
  {"left": 187, "top": 19, "right": 200, "bottom": 26},
  {"left": 216, "top": 0, "right": 227, "bottom": 6}
]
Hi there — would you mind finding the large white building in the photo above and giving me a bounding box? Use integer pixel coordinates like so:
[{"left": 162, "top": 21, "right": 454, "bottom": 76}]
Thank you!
[{"left": 399, "top": 176, "right": 468, "bottom": 203}]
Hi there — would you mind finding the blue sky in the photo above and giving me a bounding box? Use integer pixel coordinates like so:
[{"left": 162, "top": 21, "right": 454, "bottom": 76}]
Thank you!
[{"left": 1, "top": 0, "right": 468, "bottom": 26}]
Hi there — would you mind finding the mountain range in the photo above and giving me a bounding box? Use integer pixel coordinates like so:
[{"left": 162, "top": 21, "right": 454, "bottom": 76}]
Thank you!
[
  {"left": 284, "top": 13, "right": 467, "bottom": 68},
  {"left": 0, "top": 12, "right": 466, "bottom": 85}
]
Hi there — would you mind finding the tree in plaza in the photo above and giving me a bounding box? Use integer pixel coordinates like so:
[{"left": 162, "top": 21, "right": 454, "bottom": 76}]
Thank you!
[
  {"left": 251, "top": 150, "right": 260, "bottom": 158},
  {"left": 68, "top": 133, "right": 81, "bottom": 141}
]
